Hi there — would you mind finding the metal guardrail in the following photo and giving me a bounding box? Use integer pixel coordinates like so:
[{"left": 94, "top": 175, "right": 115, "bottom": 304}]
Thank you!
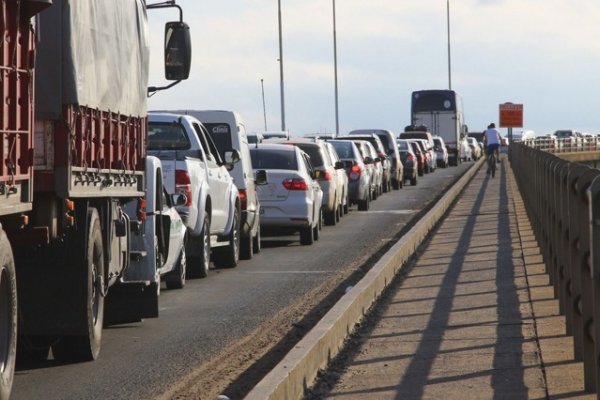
[
  {"left": 522, "top": 136, "right": 600, "bottom": 153},
  {"left": 509, "top": 142, "right": 600, "bottom": 395}
]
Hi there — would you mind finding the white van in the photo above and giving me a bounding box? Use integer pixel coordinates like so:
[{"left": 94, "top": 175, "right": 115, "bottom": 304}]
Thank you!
[{"left": 160, "top": 110, "right": 263, "bottom": 259}]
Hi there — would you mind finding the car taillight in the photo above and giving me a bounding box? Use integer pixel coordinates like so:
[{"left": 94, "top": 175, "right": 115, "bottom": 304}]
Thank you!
[
  {"left": 239, "top": 189, "right": 247, "bottom": 210},
  {"left": 407, "top": 153, "right": 414, "bottom": 162},
  {"left": 282, "top": 178, "right": 308, "bottom": 191},
  {"left": 175, "top": 169, "right": 193, "bottom": 206},
  {"left": 320, "top": 170, "right": 333, "bottom": 181},
  {"left": 349, "top": 163, "right": 362, "bottom": 180}
]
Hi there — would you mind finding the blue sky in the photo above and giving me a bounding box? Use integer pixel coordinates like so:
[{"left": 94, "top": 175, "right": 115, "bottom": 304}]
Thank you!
[{"left": 147, "top": 1, "right": 600, "bottom": 137}]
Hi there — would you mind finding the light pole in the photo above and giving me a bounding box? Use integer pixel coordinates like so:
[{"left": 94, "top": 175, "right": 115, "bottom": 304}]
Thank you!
[
  {"left": 332, "top": 0, "right": 339, "bottom": 136},
  {"left": 261, "top": 78, "right": 267, "bottom": 131},
  {"left": 447, "top": 0, "right": 452, "bottom": 90},
  {"left": 277, "top": 0, "right": 286, "bottom": 131}
]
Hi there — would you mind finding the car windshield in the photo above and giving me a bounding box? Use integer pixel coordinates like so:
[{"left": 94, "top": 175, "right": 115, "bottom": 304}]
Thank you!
[
  {"left": 397, "top": 140, "right": 409, "bottom": 151},
  {"left": 554, "top": 130, "right": 573, "bottom": 138},
  {"left": 250, "top": 148, "right": 298, "bottom": 170},
  {"left": 148, "top": 122, "right": 191, "bottom": 150}
]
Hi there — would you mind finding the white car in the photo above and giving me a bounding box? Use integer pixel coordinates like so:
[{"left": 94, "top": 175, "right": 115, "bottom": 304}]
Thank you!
[{"left": 250, "top": 143, "right": 323, "bottom": 245}]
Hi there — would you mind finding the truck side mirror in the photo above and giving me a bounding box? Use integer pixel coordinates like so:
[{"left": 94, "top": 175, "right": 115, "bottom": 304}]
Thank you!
[
  {"left": 165, "top": 21, "right": 192, "bottom": 81},
  {"left": 224, "top": 149, "right": 241, "bottom": 166}
]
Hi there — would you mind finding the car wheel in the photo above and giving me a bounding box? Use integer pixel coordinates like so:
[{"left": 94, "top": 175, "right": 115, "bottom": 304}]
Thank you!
[
  {"left": 313, "top": 218, "right": 320, "bottom": 241},
  {"left": 240, "top": 231, "right": 253, "bottom": 260},
  {"left": 189, "top": 213, "right": 211, "bottom": 278},
  {"left": 324, "top": 208, "right": 336, "bottom": 226},
  {"left": 252, "top": 225, "right": 261, "bottom": 254},
  {"left": 300, "top": 225, "right": 314, "bottom": 245},
  {"left": 213, "top": 206, "right": 240, "bottom": 269},
  {"left": 166, "top": 247, "right": 186, "bottom": 289},
  {"left": 411, "top": 176, "right": 417, "bottom": 186},
  {"left": 0, "top": 231, "right": 16, "bottom": 396},
  {"left": 343, "top": 192, "right": 350, "bottom": 214}
]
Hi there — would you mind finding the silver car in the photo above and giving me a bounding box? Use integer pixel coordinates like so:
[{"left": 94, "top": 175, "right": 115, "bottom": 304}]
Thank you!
[
  {"left": 250, "top": 143, "right": 323, "bottom": 245},
  {"left": 328, "top": 139, "right": 373, "bottom": 211},
  {"left": 282, "top": 139, "right": 344, "bottom": 226}
]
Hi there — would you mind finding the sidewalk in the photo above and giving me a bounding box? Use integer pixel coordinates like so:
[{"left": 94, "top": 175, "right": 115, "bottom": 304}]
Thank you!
[{"left": 312, "top": 156, "right": 593, "bottom": 399}]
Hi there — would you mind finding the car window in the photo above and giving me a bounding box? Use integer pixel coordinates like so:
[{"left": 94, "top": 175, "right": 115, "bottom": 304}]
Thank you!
[
  {"left": 295, "top": 144, "right": 324, "bottom": 167},
  {"left": 397, "top": 140, "right": 408, "bottom": 151},
  {"left": 148, "top": 121, "right": 191, "bottom": 150},
  {"left": 250, "top": 148, "right": 298, "bottom": 170},
  {"left": 329, "top": 141, "right": 353, "bottom": 159},
  {"left": 203, "top": 122, "right": 233, "bottom": 160}
]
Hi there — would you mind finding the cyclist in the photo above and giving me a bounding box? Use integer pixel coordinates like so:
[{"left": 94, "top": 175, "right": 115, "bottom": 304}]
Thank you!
[{"left": 483, "top": 123, "right": 501, "bottom": 174}]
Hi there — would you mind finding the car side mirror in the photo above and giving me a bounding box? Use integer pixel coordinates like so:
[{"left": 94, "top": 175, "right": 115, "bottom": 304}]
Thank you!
[
  {"left": 334, "top": 161, "right": 344, "bottom": 170},
  {"left": 165, "top": 21, "right": 192, "bottom": 80},
  {"left": 171, "top": 193, "right": 188, "bottom": 206},
  {"left": 254, "top": 169, "right": 268, "bottom": 185},
  {"left": 364, "top": 156, "right": 373, "bottom": 164}
]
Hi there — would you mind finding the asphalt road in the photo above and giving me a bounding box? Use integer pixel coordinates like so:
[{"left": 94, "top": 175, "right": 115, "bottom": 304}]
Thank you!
[{"left": 12, "top": 162, "right": 474, "bottom": 400}]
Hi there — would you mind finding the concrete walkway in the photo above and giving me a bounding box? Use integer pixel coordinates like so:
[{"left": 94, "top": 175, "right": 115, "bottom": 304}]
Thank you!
[{"left": 315, "top": 156, "right": 594, "bottom": 399}]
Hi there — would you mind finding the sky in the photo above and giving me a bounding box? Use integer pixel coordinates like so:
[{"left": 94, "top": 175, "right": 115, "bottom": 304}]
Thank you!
[{"left": 146, "top": 1, "right": 600, "bottom": 137}]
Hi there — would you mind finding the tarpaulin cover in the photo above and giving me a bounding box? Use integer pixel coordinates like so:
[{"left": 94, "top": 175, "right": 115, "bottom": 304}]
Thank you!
[{"left": 35, "top": 0, "right": 150, "bottom": 119}]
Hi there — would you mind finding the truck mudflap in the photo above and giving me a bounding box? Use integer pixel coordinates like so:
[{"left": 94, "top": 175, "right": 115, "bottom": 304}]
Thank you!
[{"left": 104, "top": 282, "right": 159, "bottom": 325}]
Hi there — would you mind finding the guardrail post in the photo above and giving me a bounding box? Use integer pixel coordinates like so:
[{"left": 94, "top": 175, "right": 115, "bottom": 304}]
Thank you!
[
  {"left": 576, "top": 168, "right": 599, "bottom": 392},
  {"left": 589, "top": 175, "right": 600, "bottom": 396},
  {"left": 557, "top": 162, "right": 571, "bottom": 319},
  {"left": 568, "top": 165, "right": 589, "bottom": 362}
]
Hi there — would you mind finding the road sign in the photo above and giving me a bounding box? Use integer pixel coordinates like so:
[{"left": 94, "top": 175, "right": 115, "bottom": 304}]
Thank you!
[{"left": 499, "top": 103, "right": 523, "bottom": 128}]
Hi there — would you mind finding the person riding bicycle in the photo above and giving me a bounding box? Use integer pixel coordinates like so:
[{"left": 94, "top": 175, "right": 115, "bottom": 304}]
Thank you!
[{"left": 483, "top": 123, "right": 501, "bottom": 174}]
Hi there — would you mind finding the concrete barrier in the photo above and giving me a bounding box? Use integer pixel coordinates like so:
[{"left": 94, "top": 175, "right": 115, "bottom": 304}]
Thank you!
[{"left": 245, "top": 157, "right": 485, "bottom": 400}]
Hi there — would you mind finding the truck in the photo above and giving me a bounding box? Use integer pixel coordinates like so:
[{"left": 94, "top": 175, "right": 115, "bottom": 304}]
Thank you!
[
  {"left": 0, "top": 0, "right": 191, "bottom": 397},
  {"left": 147, "top": 113, "right": 242, "bottom": 278},
  {"left": 410, "top": 90, "right": 467, "bottom": 166}
]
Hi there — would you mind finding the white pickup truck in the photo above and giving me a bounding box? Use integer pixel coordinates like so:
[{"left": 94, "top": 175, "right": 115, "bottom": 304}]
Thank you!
[{"left": 147, "top": 113, "right": 242, "bottom": 277}]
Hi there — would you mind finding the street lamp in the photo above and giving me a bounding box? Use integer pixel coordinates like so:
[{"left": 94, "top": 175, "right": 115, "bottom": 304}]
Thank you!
[
  {"left": 261, "top": 78, "right": 268, "bottom": 131},
  {"left": 277, "top": 0, "right": 286, "bottom": 131}
]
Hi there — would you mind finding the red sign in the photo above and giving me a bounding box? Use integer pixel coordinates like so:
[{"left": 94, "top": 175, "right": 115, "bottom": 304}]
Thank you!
[{"left": 499, "top": 103, "right": 523, "bottom": 128}]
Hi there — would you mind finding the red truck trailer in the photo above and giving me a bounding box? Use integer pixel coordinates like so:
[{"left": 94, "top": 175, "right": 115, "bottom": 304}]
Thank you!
[{"left": 0, "top": 0, "right": 191, "bottom": 397}]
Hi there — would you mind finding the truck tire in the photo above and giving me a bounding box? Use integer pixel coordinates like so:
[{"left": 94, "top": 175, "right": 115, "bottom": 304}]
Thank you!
[
  {"left": 52, "top": 208, "right": 104, "bottom": 362},
  {"left": 166, "top": 247, "right": 186, "bottom": 290},
  {"left": 213, "top": 207, "right": 240, "bottom": 269},
  {"left": 0, "top": 231, "right": 16, "bottom": 400},
  {"left": 189, "top": 213, "right": 211, "bottom": 278}
]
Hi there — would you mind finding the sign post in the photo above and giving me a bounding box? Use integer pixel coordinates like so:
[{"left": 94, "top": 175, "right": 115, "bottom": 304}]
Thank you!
[{"left": 499, "top": 102, "right": 523, "bottom": 143}]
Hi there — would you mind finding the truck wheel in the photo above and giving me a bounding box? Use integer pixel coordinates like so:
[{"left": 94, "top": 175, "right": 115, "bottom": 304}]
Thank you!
[
  {"left": 52, "top": 208, "right": 104, "bottom": 362},
  {"left": 252, "top": 225, "right": 261, "bottom": 254},
  {"left": 0, "top": 231, "right": 16, "bottom": 399},
  {"left": 213, "top": 207, "right": 240, "bottom": 269},
  {"left": 240, "top": 231, "right": 253, "bottom": 260},
  {"left": 166, "top": 247, "right": 186, "bottom": 290}
]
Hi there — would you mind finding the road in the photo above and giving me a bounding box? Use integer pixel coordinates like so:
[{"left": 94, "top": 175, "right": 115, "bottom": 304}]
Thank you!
[{"left": 12, "top": 161, "right": 474, "bottom": 400}]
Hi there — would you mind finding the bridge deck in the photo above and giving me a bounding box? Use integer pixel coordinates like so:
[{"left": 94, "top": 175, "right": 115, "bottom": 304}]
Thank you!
[{"left": 310, "top": 155, "right": 593, "bottom": 399}]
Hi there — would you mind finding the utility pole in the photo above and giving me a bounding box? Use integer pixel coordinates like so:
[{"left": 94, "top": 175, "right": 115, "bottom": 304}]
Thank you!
[
  {"left": 447, "top": 0, "right": 452, "bottom": 90},
  {"left": 277, "top": 0, "right": 286, "bottom": 131},
  {"left": 333, "top": 0, "right": 339, "bottom": 136}
]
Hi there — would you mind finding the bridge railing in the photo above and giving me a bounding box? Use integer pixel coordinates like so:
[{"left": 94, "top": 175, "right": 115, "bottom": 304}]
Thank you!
[
  {"left": 509, "top": 142, "right": 600, "bottom": 395},
  {"left": 522, "top": 136, "right": 600, "bottom": 153}
]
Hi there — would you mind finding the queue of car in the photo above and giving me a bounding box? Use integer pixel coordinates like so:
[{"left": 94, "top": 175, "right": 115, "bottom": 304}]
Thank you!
[{"left": 143, "top": 116, "right": 471, "bottom": 290}]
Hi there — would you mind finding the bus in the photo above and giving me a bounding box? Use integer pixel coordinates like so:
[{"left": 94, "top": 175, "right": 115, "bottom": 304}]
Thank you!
[{"left": 410, "top": 90, "right": 466, "bottom": 166}]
